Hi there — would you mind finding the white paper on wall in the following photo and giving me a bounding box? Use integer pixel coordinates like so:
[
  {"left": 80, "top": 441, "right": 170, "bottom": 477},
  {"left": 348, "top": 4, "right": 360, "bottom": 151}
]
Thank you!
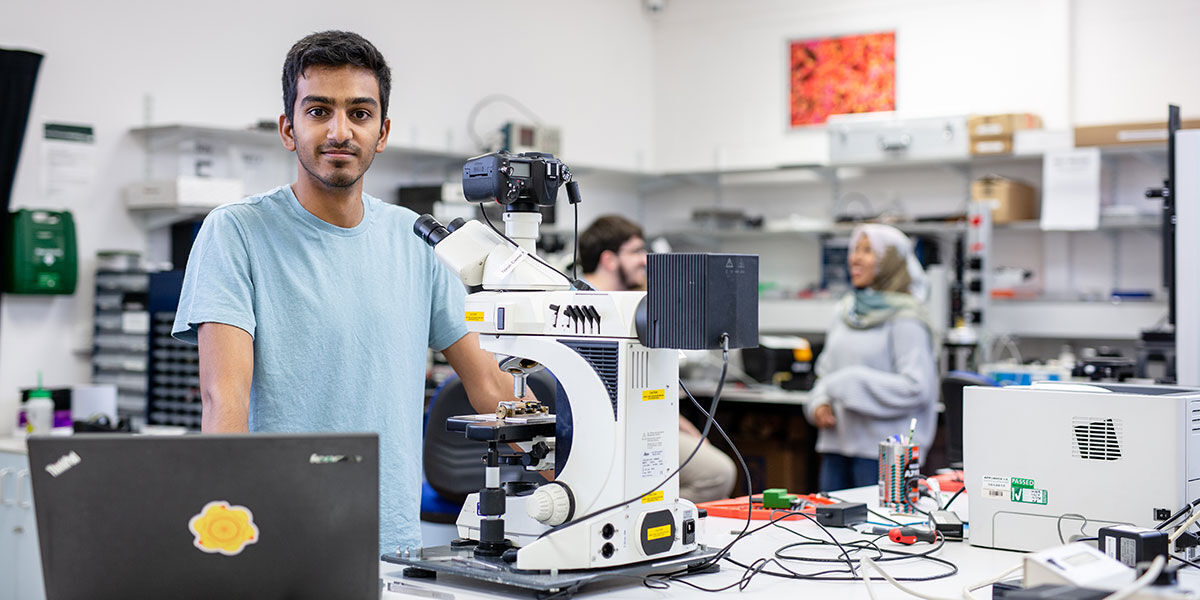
[
  {"left": 40, "top": 122, "right": 97, "bottom": 205},
  {"left": 1040, "top": 148, "right": 1101, "bottom": 231}
]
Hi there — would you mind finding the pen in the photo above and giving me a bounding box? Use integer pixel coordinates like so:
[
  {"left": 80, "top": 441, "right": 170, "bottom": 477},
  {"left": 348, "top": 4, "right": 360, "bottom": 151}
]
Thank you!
[{"left": 906, "top": 418, "right": 916, "bottom": 445}]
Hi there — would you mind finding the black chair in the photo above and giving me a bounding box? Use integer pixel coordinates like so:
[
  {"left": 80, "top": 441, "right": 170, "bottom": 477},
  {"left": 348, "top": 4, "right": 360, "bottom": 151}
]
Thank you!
[
  {"left": 941, "top": 371, "right": 997, "bottom": 470},
  {"left": 420, "top": 371, "right": 558, "bottom": 523}
]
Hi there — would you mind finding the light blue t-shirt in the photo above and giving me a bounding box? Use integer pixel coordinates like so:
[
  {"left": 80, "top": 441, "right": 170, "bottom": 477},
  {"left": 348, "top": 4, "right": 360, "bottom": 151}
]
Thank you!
[{"left": 172, "top": 185, "right": 468, "bottom": 553}]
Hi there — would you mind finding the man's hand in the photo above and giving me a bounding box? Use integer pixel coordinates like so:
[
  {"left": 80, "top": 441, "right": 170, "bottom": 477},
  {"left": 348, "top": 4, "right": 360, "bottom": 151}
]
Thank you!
[
  {"left": 442, "top": 333, "right": 538, "bottom": 414},
  {"left": 197, "top": 322, "right": 254, "bottom": 433},
  {"left": 812, "top": 403, "right": 837, "bottom": 429}
]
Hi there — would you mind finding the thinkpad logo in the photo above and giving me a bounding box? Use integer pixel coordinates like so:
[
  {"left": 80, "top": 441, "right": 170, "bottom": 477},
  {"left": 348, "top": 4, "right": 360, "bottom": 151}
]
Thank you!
[{"left": 45, "top": 451, "right": 81, "bottom": 477}]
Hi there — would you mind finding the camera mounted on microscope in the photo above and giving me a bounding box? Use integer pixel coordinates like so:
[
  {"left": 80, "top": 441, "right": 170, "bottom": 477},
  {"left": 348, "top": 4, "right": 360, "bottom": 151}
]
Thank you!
[{"left": 462, "top": 151, "right": 581, "bottom": 210}]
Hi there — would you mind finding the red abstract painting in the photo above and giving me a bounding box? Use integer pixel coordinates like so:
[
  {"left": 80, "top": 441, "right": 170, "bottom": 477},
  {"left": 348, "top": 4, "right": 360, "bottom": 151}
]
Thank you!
[{"left": 789, "top": 31, "right": 895, "bottom": 126}]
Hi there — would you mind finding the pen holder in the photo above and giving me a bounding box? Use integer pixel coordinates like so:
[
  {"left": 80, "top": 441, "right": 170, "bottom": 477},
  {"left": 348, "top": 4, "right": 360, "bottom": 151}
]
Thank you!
[{"left": 878, "top": 441, "right": 919, "bottom": 514}]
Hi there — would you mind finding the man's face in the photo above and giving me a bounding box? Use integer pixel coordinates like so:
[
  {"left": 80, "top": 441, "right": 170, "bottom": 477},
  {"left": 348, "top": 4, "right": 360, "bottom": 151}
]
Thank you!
[
  {"left": 615, "top": 236, "right": 648, "bottom": 291},
  {"left": 282, "top": 65, "right": 390, "bottom": 190}
]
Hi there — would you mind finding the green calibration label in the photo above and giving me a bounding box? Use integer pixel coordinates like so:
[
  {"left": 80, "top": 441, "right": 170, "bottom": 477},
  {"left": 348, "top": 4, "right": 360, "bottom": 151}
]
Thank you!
[{"left": 1011, "top": 477, "right": 1048, "bottom": 505}]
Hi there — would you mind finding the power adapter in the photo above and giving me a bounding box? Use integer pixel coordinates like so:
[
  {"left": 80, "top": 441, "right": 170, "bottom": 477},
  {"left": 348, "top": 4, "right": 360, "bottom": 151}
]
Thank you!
[
  {"left": 814, "top": 502, "right": 867, "bottom": 528},
  {"left": 1097, "top": 525, "right": 1168, "bottom": 567},
  {"left": 930, "top": 509, "right": 964, "bottom": 540}
]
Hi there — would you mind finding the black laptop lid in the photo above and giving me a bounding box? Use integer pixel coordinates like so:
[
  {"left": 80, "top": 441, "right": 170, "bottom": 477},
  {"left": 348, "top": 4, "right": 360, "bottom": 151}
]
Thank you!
[{"left": 27, "top": 433, "right": 379, "bottom": 600}]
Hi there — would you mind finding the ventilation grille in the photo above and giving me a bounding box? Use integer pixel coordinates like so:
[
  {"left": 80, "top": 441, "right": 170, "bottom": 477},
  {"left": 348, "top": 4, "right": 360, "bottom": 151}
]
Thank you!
[
  {"left": 1071, "top": 417, "right": 1123, "bottom": 461},
  {"left": 631, "top": 348, "right": 649, "bottom": 390},
  {"left": 1191, "top": 400, "right": 1200, "bottom": 436},
  {"left": 646, "top": 253, "right": 705, "bottom": 349},
  {"left": 561, "top": 340, "right": 619, "bottom": 420}
]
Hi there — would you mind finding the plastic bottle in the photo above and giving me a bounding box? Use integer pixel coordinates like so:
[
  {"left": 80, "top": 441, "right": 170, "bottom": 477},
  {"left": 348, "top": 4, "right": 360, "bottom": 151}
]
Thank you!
[{"left": 24, "top": 373, "right": 54, "bottom": 435}]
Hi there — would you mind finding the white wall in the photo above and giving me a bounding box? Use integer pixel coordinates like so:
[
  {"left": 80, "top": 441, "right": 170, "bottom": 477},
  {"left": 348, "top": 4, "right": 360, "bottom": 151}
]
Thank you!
[
  {"left": 0, "top": 0, "right": 657, "bottom": 432},
  {"left": 650, "top": 0, "right": 1200, "bottom": 172},
  {"left": 650, "top": 0, "right": 1071, "bottom": 172},
  {"left": 1072, "top": 0, "right": 1200, "bottom": 125}
]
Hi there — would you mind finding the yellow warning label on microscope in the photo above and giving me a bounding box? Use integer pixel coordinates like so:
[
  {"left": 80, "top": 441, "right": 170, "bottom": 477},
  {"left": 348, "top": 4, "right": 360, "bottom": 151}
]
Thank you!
[
  {"left": 464, "top": 311, "right": 485, "bottom": 322},
  {"left": 646, "top": 524, "right": 672, "bottom": 541},
  {"left": 641, "top": 389, "right": 666, "bottom": 401},
  {"left": 641, "top": 490, "right": 665, "bottom": 504}
]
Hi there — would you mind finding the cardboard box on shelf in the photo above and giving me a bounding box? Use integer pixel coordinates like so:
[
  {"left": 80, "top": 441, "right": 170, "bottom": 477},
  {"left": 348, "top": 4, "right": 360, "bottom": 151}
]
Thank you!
[
  {"left": 1074, "top": 119, "right": 1200, "bottom": 147},
  {"left": 971, "top": 176, "right": 1037, "bottom": 224},
  {"left": 970, "top": 138, "right": 1012, "bottom": 155},
  {"left": 1013, "top": 130, "right": 1073, "bottom": 155},
  {"left": 967, "top": 113, "right": 1043, "bottom": 156},
  {"left": 967, "top": 113, "right": 1043, "bottom": 138}
]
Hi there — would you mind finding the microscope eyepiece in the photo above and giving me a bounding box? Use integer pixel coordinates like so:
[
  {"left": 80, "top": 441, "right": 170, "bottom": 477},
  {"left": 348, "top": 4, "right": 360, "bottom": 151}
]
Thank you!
[
  {"left": 447, "top": 217, "right": 467, "bottom": 233},
  {"left": 413, "top": 214, "right": 450, "bottom": 247}
]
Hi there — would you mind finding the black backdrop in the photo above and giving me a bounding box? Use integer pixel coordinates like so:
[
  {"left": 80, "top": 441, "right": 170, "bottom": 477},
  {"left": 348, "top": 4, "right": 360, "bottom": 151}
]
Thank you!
[{"left": 0, "top": 49, "right": 44, "bottom": 320}]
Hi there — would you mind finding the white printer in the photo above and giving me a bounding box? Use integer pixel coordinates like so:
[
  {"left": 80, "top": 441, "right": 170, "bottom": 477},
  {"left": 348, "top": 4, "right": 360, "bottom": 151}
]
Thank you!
[{"left": 964, "top": 382, "right": 1200, "bottom": 552}]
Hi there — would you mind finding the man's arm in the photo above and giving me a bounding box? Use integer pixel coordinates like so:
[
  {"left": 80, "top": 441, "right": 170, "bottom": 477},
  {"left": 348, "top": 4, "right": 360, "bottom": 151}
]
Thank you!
[
  {"left": 198, "top": 322, "right": 254, "bottom": 432},
  {"left": 442, "top": 332, "right": 528, "bottom": 414}
]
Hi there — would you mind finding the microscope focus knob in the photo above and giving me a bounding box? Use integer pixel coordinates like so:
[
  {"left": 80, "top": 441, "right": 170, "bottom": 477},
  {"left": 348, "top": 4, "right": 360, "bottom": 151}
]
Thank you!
[{"left": 527, "top": 481, "right": 573, "bottom": 526}]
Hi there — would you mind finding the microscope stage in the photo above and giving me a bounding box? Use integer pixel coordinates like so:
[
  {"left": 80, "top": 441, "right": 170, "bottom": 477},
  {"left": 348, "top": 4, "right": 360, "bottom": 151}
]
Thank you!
[{"left": 446, "top": 414, "right": 557, "bottom": 442}]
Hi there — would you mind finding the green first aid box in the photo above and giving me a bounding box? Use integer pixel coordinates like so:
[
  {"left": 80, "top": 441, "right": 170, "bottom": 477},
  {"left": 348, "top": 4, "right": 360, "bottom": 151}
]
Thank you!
[{"left": 4, "top": 209, "right": 77, "bottom": 294}]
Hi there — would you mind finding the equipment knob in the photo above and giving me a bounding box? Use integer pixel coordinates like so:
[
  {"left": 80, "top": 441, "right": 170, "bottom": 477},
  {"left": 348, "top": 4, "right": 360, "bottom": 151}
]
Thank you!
[{"left": 527, "top": 482, "right": 572, "bottom": 526}]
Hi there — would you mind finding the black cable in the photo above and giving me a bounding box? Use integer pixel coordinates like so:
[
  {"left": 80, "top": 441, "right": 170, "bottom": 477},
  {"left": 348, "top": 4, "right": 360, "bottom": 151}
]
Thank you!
[
  {"left": 942, "top": 486, "right": 965, "bottom": 510},
  {"left": 656, "top": 508, "right": 957, "bottom": 590},
  {"left": 679, "top": 378, "right": 755, "bottom": 563},
  {"left": 1172, "top": 554, "right": 1200, "bottom": 570},
  {"left": 479, "top": 208, "right": 574, "bottom": 285},
  {"left": 652, "top": 510, "right": 845, "bottom": 592},
  {"left": 572, "top": 200, "right": 579, "bottom": 282},
  {"left": 536, "top": 334, "right": 732, "bottom": 540},
  {"left": 903, "top": 479, "right": 931, "bottom": 518},
  {"left": 1156, "top": 497, "right": 1200, "bottom": 531}
]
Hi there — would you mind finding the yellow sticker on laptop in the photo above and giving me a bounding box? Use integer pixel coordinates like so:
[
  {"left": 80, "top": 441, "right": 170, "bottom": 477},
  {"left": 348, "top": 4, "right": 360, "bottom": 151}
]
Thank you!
[{"left": 188, "top": 501, "right": 259, "bottom": 556}]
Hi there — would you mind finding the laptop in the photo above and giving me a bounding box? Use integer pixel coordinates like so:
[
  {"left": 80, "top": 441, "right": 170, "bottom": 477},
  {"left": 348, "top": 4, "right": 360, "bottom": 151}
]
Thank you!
[{"left": 27, "top": 433, "right": 379, "bottom": 600}]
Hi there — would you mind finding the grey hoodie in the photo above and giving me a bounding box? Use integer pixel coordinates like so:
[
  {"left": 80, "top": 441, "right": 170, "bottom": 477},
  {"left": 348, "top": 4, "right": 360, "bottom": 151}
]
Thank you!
[{"left": 803, "top": 308, "right": 939, "bottom": 463}]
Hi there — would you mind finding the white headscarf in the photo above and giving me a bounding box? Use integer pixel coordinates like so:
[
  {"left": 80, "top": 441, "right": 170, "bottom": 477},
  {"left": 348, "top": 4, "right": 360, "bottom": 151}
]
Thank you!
[{"left": 849, "top": 223, "right": 929, "bottom": 302}]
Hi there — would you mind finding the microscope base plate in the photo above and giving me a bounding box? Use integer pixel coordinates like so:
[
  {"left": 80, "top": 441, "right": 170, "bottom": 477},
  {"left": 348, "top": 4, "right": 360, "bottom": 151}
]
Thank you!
[{"left": 383, "top": 543, "right": 720, "bottom": 599}]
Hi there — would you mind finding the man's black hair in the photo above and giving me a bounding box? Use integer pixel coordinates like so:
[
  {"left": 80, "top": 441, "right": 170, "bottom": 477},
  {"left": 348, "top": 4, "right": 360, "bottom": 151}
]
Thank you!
[
  {"left": 282, "top": 30, "right": 391, "bottom": 125},
  {"left": 579, "top": 215, "right": 644, "bottom": 274}
]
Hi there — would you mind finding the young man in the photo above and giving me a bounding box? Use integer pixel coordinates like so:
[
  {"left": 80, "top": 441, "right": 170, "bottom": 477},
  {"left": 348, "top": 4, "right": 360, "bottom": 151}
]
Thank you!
[
  {"left": 173, "top": 31, "right": 522, "bottom": 554},
  {"left": 580, "top": 215, "right": 737, "bottom": 504}
]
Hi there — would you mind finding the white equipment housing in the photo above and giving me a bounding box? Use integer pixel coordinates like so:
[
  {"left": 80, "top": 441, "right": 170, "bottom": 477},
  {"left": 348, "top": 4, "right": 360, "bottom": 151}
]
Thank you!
[{"left": 964, "top": 382, "right": 1200, "bottom": 552}]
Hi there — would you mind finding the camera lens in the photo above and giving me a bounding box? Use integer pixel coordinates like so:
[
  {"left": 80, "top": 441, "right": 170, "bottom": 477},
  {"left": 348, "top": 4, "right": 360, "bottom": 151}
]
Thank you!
[{"left": 413, "top": 214, "right": 450, "bottom": 247}]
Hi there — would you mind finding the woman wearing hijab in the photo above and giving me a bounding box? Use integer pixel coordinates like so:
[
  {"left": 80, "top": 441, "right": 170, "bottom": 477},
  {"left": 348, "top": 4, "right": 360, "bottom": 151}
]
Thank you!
[{"left": 804, "top": 224, "right": 939, "bottom": 492}]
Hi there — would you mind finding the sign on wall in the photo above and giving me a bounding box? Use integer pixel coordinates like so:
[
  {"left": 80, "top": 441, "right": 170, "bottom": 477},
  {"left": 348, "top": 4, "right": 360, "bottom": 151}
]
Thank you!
[{"left": 789, "top": 31, "right": 896, "bottom": 127}]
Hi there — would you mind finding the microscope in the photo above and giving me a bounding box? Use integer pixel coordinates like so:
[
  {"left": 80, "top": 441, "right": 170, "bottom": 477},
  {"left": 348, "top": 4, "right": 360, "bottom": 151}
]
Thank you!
[{"left": 399, "top": 151, "right": 758, "bottom": 582}]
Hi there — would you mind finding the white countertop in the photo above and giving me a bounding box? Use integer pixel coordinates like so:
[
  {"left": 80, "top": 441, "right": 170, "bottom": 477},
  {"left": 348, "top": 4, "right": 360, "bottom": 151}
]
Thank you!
[{"left": 0, "top": 436, "right": 28, "bottom": 454}]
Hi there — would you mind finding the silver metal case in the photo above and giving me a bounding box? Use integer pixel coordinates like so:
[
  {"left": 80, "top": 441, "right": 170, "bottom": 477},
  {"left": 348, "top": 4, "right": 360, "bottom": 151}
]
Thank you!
[{"left": 827, "top": 114, "right": 969, "bottom": 164}]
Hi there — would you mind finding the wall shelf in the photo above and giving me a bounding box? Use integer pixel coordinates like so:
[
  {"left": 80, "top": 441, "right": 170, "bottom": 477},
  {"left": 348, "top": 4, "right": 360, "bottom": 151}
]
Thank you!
[
  {"left": 656, "top": 213, "right": 1161, "bottom": 242},
  {"left": 755, "top": 297, "right": 1165, "bottom": 340}
]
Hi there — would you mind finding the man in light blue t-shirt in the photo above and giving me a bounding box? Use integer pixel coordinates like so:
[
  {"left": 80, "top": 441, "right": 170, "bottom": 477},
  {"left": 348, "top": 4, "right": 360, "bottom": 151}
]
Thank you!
[{"left": 172, "top": 31, "right": 523, "bottom": 554}]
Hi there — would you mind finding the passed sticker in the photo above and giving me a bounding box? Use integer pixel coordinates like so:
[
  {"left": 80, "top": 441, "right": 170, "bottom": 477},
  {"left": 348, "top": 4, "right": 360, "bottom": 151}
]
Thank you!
[
  {"left": 188, "top": 501, "right": 260, "bottom": 556},
  {"left": 1011, "top": 477, "right": 1049, "bottom": 505},
  {"left": 464, "top": 311, "right": 485, "bottom": 322},
  {"left": 641, "top": 490, "right": 665, "bottom": 504},
  {"left": 646, "top": 524, "right": 672, "bottom": 541},
  {"left": 641, "top": 389, "right": 666, "bottom": 401}
]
